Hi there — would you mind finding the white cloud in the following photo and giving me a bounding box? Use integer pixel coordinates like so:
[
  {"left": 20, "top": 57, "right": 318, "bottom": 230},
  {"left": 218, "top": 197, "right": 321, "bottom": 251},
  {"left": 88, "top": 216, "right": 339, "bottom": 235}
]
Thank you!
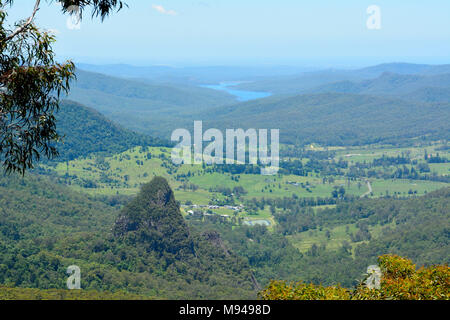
[{"left": 152, "top": 4, "right": 177, "bottom": 16}]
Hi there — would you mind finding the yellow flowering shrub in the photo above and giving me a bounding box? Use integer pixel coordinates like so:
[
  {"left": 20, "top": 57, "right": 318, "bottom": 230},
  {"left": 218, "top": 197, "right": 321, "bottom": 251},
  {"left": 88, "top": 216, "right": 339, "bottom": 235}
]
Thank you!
[{"left": 260, "top": 255, "right": 449, "bottom": 300}]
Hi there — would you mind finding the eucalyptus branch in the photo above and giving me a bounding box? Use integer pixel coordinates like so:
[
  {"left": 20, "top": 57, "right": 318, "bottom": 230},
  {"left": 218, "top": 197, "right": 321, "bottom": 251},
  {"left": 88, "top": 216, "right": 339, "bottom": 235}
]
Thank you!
[{"left": 3, "top": 0, "right": 41, "bottom": 42}]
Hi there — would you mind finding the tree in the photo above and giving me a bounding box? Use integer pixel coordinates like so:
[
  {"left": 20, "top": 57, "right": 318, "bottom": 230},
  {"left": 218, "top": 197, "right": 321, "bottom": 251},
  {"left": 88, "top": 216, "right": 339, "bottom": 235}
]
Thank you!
[
  {"left": 338, "top": 186, "right": 346, "bottom": 198},
  {"left": 331, "top": 186, "right": 345, "bottom": 199},
  {"left": 0, "top": 0, "right": 126, "bottom": 174},
  {"left": 260, "top": 255, "right": 449, "bottom": 300}
]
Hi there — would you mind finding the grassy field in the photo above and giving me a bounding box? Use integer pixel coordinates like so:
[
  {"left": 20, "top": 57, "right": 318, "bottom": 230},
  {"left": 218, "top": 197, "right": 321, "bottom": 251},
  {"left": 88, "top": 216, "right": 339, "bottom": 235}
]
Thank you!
[
  {"left": 287, "top": 220, "right": 397, "bottom": 254},
  {"left": 41, "top": 142, "right": 449, "bottom": 223},
  {"left": 369, "top": 179, "right": 447, "bottom": 197},
  {"left": 428, "top": 163, "right": 450, "bottom": 175},
  {"left": 333, "top": 141, "right": 450, "bottom": 164},
  {"left": 44, "top": 146, "right": 372, "bottom": 201}
]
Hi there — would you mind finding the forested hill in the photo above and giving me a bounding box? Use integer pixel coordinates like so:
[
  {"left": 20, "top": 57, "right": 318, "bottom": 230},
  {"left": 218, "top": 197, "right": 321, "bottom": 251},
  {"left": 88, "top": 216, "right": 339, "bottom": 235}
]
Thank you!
[
  {"left": 233, "top": 63, "right": 450, "bottom": 95},
  {"left": 190, "top": 187, "right": 450, "bottom": 289},
  {"left": 0, "top": 174, "right": 119, "bottom": 240},
  {"left": 53, "top": 100, "right": 169, "bottom": 162},
  {"left": 310, "top": 72, "right": 450, "bottom": 98},
  {"left": 69, "top": 69, "right": 236, "bottom": 112},
  {"left": 356, "top": 63, "right": 450, "bottom": 76},
  {"left": 354, "top": 187, "right": 450, "bottom": 265},
  {"left": 113, "top": 176, "right": 194, "bottom": 257},
  {"left": 65, "top": 69, "right": 237, "bottom": 138},
  {"left": 202, "top": 92, "right": 450, "bottom": 145},
  {"left": 58, "top": 65, "right": 450, "bottom": 146},
  {"left": 399, "top": 86, "right": 450, "bottom": 103},
  {"left": 0, "top": 174, "right": 256, "bottom": 299}
]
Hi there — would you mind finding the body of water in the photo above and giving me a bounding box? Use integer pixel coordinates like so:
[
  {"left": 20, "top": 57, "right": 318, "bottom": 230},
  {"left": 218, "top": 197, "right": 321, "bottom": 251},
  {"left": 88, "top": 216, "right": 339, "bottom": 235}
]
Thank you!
[
  {"left": 243, "top": 219, "right": 271, "bottom": 227},
  {"left": 201, "top": 82, "right": 272, "bottom": 102}
]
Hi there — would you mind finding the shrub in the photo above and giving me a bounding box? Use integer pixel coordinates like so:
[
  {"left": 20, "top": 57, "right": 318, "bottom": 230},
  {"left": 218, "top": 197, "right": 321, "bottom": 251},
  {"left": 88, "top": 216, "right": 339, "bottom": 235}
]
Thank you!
[{"left": 260, "top": 255, "right": 449, "bottom": 300}]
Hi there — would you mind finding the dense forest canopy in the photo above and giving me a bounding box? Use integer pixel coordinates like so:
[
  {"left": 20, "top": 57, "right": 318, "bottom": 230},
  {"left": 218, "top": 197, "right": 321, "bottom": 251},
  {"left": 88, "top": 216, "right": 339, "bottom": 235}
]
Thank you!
[
  {"left": 0, "top": 2, "right": 448, "bottom": 302},
  {"left": 52, "top": 100, "right": 169, "bottom": 161},
  {"left": 1, "top": 169, "right": 448, "bottom": 298}
]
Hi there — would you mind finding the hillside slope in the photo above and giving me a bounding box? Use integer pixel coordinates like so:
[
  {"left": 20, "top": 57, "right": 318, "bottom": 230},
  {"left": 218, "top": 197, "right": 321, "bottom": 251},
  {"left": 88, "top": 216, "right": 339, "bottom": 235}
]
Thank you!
[
  {"left": 202, "top": 92, "right": 450, "bottom": 145},
  {"left": 0, "top": 174, "right": 256, "bottom": 299},
  {"left": 66, "top": 70, "right": 237, "bottom": 137},
  {"left": 234, "top": 63, "right": 450, "bottom": 95},
  {"left": 76, "top": 63, "right": 313, "bottom": 84},
  {"left": 62, "top": 65, "right": 450, "bottom": 144},
  {"left": 192, "top": 187, "right": 450, "bottom": 289},
  {"left": 54, "top": 100, "right": 167, "bottom": 161},
  {"left": 310, "top": 72, "right": 450, "bottom": 97},
  {"left": 69, "top": 69, "right": 236, "bottom": 111},
  {"left": 399, "top": 86, "right": 450, "bottom": 103}
]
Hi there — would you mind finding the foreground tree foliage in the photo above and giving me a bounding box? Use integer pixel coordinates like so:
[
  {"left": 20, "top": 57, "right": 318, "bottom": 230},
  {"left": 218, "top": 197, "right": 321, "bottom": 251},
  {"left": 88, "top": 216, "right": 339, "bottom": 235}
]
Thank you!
[
  {"left": 0, "top": 0, "right": 125, "bottom": 174},
  {"left": 188, "top": 188, "right": 449, "bottom": 290},
  {"left": 0, "top": 286, "right": 146, "bottom": 300},
  {"left": 0, "top": 175, "right": 256, "bottom": 299},
  {"left": 0, "top": 172, "right": 448, "bottom": 299},
  {"left": 260, "top": 255, "right": 450, "bottom": 300}
]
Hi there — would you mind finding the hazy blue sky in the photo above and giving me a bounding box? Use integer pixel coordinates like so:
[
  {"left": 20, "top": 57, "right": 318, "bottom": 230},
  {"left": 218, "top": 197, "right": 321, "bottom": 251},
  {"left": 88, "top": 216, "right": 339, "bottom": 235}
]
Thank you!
[{"left": 6, "top": 0, "right": 450, "bottom": 67}]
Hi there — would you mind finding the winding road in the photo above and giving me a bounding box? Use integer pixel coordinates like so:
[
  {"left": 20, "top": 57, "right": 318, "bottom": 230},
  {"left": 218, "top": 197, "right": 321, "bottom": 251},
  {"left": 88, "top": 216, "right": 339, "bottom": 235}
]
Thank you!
[{"left": 361, "top": 179, "right": 373, "bottom": 198}]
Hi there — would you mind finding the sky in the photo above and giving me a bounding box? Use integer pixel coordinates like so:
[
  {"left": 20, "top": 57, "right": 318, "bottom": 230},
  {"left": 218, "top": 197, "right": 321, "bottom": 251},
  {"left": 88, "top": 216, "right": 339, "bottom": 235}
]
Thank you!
[{"left": 5, "top": 0, "right": 450, "bottom": 67}]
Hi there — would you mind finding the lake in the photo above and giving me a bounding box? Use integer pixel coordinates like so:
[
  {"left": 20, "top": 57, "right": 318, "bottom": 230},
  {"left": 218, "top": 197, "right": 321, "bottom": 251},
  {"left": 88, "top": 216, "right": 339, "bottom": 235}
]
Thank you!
[
  {"left": 201, "top": 82, "right": 272, "bottom": 102},
  {"left": 243, "top": 219, "right": 272, "bottom": 227}
]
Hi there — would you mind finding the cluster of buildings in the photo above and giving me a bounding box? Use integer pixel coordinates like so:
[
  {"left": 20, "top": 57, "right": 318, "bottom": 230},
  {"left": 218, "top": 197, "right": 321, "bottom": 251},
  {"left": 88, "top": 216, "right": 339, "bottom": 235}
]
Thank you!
[
  {"left": 185, "top": 204, "right": 244, "bottom": 210},
  {"left": 184, "top": 203, "right": 244, "bottom": 218}
]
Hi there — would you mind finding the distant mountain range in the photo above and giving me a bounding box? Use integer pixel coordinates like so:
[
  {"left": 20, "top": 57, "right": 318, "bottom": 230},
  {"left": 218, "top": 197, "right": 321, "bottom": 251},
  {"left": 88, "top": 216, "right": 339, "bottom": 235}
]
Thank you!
[
  {"left": 76, "top": 63, "right": 315, "bottom": 84},
  {"left": 66, "top": 69, "right": 238, "bottom": 137},
  {"left": 310, "top": 72, "right": 450, "bottom": 100},
  {"left": 202, "top": 92, "right": 450, "bottom": 145},
  {"left": 234, "top": 63, "right": 450, "bottom": 95},
  {"left": 69, "top": 69, "right": 237, "bottom": 113},
  {"left": 64, "top": 63, "right": 450, "bottom": 146},
  {"left": 356, "top": 63, "right": 450, "bottom": 76}
]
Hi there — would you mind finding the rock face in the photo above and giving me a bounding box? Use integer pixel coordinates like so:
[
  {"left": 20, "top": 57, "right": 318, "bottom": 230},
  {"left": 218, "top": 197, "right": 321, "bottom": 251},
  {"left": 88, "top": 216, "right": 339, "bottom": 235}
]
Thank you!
[
  {"left": 113, "top": 177, "right": 194, "bottom": 256},
  {"left": 201, "top": 231, "right": 231, "bottom": 256}
]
